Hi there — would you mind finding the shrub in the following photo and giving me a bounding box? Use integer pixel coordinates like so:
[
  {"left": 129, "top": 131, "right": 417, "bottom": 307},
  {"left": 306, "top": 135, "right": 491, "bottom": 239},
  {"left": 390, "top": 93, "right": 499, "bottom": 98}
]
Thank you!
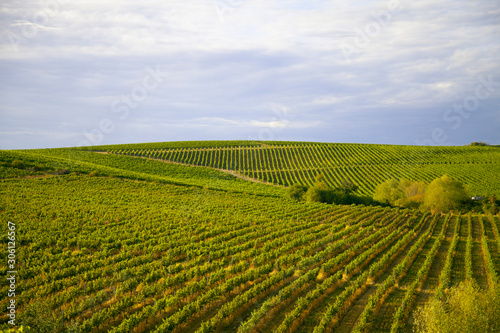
[
  {"left": 423, "top": 175, "right": 468, "bottom": 213},
  {"left": 11, "top": 160, "right": 25, "bottom": 169},
  {"left": 414, "top": 281, "right": 500, "bottom": 333},
  {"left": 304, "top": 186, "right": 323, "bottom": 203},
  {"left": 286, "top": 184, "right": 308, "bottom": 201},
  {"left": 373, "top": 179, "right": 402, "bottom": 205},
  {"left": 89, "top": 170, "right": 99, "bottom": 177},
  {"left": 395, "top": 179, "right": 426, "bottom": 208}
]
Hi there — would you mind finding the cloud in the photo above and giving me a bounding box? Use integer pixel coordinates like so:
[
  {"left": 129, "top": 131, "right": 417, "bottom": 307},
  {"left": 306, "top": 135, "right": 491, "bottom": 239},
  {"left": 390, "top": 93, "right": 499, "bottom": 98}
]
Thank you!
[{"left": 0, "top": 0, "right": 499, "bottom": 149}]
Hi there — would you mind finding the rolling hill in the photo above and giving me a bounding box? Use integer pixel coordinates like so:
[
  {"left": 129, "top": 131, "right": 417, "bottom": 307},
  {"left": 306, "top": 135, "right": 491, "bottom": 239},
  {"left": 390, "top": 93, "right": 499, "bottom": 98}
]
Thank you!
[{"left": 0, "top": 141, "right": 498, "bottom": 332}]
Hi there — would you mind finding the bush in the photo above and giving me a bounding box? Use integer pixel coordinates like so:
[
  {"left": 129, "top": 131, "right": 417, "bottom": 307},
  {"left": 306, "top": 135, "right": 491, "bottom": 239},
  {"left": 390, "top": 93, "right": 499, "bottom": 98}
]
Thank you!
[
  {"left": 89, "top": 170, "right": 99, "bottom": 177},
  {"left": 395, "top": 179, "right": 426, "bottom": 208},
  {"left": 286, "top": 184, "right": 308, "bottom": 201},
  {"left": 304, "top": 186, "right": 323, "bottom": 203},
  {"left": 414, "top": 281, "right": 500, "bottom": 333},
  {"left": 423, "top": 175, "right": 468, "bottom": 213},
  {"left": 373, "top": 179, "right": 403, "bottom": 205},
  {"left": 11, "top": 160, "right": 25, "bottom": 169}
]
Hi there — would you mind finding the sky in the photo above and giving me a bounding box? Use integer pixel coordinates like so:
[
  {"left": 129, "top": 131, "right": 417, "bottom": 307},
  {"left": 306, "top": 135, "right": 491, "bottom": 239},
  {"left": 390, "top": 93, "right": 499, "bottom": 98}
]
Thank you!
[{"left": 0, "top": 0, "right": 499, "bottom": 149}]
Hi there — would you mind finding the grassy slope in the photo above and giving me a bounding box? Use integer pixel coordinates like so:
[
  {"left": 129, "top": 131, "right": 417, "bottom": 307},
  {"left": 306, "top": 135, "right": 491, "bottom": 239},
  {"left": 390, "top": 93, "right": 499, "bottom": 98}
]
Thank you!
[
  {"left": 0, "top": 141, "right": 498, "bottom": 332},
  {"left": 0, "top": 147, "right": 284, "bottom": 197},
  {"left": 86, "top": 140, "right": 500, "bottom": 197}
]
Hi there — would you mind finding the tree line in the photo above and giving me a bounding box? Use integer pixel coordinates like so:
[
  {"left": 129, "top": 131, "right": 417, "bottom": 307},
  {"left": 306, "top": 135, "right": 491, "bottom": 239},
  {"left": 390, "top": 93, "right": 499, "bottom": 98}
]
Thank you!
[{"left": 287, "top": 174, "right": 498, "bottom": 214}]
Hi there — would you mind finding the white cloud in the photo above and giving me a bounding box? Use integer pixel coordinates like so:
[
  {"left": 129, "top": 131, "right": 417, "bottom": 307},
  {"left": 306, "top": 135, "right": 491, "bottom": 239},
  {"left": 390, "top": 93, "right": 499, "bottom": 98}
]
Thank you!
[{"left": 0, "top": 0, "right": 499, "bottom": 148}]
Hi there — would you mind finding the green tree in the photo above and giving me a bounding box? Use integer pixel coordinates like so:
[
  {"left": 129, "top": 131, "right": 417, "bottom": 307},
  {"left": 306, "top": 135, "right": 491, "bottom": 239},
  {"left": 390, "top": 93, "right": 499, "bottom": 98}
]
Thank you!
[
  {"left": 313, "top": 173, "right": 328, "bottom": 190},
  {"left": 395, "top": 179, "right": 426, "bottom": 208},
  {"left": 423, "top": 175, "right": 468, "bottom": 213},
  {"left": 414, "top": 281, "right": 500, "bottom": 333},
  {"left": 304, "top": 186, "right": 323, "bottom": 203},
  {"left": 11, "top": 159, "right": 25, "bottom": 169},
  {"left": 338, "top": 182, "right": 359, "bottom": 194},
  {"left": 286, "top": 184, "right": 308, "bottom": 201},
  {"left": 373, "top": 179, "right": 402, "bottom": 205}
]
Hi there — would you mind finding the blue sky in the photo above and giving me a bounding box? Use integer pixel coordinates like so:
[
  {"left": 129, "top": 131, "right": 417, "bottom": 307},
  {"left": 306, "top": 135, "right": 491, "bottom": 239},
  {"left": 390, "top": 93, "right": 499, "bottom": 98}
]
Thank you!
[{"left": 0, "top": 0, "right": 499, "bottom": 149}]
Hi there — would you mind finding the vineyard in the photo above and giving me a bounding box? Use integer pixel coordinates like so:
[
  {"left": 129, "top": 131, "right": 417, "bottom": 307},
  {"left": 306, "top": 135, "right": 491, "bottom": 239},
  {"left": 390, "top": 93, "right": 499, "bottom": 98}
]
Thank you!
[
  {"left": 0, "top": 141, "right": 499, "bottom": 332},
  {"left": 98, "top": 141, "right": 500, "bottom": 197}
]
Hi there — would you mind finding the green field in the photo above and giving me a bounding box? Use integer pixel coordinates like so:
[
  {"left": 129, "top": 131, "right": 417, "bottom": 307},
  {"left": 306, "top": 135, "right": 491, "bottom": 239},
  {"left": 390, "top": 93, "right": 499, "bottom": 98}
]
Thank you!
[{"left": 0, "top": 141, "right": 499, "bottom": 332}]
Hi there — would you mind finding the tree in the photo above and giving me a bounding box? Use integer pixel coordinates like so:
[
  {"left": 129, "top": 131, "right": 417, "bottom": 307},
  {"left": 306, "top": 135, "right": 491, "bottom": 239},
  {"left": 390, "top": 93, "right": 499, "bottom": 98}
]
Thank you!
[
  {"left": 423, "top": 175, "right": 468, "bottom": 213},
  {"left": 338, "top": 182, "right": 359, "bottom": 194},
  {"left": 304, "top": 186, "right": 323, "bottom": 203},
  {"left": 373, "top": 179, "right": 402, "bottom": 205},
  {"left": 11, "top": 160, "right": 25, "bottom": 169},
  {"left": 483, "top": 194, "right": 499, "bottom": 214},
  {"left": 395, "top": 179, "right": 426, "bottom": 208},
  {"left": 414, "top": 281, "right": 500, "bottom": 333},
  {"left": 470, "top": 141, "right": 488, "bottom": 146},
  {"left": 286, "top": 184, "right": 308, "bottom": 201},
  {"left": 313, "top": 173, "right": 328, "bottom": 190}
]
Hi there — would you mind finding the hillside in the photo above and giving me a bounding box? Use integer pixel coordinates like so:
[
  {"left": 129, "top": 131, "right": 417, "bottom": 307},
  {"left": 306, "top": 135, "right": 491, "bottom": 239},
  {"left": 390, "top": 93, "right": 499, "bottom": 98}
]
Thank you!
[
  {"left": 2, "top": 141, "right": 500, "bottom": 196},
  {"left": 0, "top": 141, "right": 499, "bottom": 332}
]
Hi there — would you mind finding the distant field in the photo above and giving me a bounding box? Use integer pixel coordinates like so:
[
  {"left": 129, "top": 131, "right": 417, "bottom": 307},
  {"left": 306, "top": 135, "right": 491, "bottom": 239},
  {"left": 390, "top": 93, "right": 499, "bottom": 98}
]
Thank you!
[
  {"left": 0, "top": 141, "right": 499, "bottom": 332},
  {"left": 101, "top": 141, "right": 500, "bottom": 196}
]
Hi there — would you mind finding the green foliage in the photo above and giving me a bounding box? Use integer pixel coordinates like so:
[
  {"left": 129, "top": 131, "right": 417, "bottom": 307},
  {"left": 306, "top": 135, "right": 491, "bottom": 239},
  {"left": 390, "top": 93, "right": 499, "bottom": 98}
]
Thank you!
[
  {"left": 414, "top": 281, "right": 500, "bottom": 333},
  {"left": 338, "top": 182, "right": 359, "bottom": 194},
  {"left": 11, "top": 160, "right": 25, "bottom": 169},
  {"left": 0, "top": 326, "right": 32, "bottom": 333},
  {"left": 313, "top": 174, "right": 328, "bottom": 190},
  {"left": 373, "top": 179, "right": 401, "bottom": 205},
  {"left": 373, "top": 177, "right": 470, "bottom": 212},
  {"left": 482, "top": 195, "right": 499, "bottom": 214},
  {"left": 304, "top": 186, "right": 323, "bottom": 203},
  {"left": 470, "top": 141, "right": 488, "bottom": 146},
  {"left": 423, "top": 175, "right": 469, "bottom": 213},
  {"left": 286, "top": 184, "right": 308, "bottom": 201},
  {"left": 19, "top": 302, "right": 61, "bottom": 333},
  {"left": 301, "top": 176, "right": 367, "bottom": 205},
  {"left": 88, "top": 141, "right": 500, "bottom": 197},
  {"left": 395, "top": 179, "right": 426, "bottom": 208}
]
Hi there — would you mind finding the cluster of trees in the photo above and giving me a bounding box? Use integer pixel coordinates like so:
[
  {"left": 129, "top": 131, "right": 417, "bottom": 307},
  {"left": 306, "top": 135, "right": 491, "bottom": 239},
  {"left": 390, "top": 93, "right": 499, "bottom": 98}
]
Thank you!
[
  {"left": 286, "top": 174, "right": 369, "bottom": 205},
  {"left": 288, "top": 174, "right": 496, "bottom": 214},
  {"left": 373, "top": 175, "right": 500, "bottom": 214},
  {"left": 373, "top": 175, "right": 469, "bottom": 213},
  {"left": 470, "top": 141, "right": 489, "bottom": 146}
]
